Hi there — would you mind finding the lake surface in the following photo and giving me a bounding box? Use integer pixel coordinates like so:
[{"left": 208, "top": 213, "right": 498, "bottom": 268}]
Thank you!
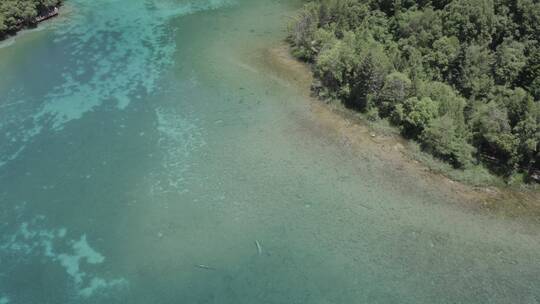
[{"left": 0, "top": 0, "right": 539, "bottom": 303}]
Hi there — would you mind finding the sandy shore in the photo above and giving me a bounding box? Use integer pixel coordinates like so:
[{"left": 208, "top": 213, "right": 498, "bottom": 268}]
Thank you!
[{"left": 256, "top": 43, "right": 540, "bottom": 225}]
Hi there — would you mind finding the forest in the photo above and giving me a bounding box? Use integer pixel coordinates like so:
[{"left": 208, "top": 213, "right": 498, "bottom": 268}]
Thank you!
[
  {"left": 289, "top": 0, "right": 540, "bottom": 182},
  {"left": 0, "top": 0, "right": 61, "bottom": 38}
]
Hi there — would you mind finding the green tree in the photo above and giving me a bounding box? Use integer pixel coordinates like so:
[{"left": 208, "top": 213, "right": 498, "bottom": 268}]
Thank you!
[
  {"left": 460, "top": 44, "right": 495, "bottom": 98},
  {"left": 443, "top": 0, "right": 496, "bottom": 43},
  {"left": 347, "top": 37, "right": 392, "bottom": 109},
  {"left": 494, "top": 39, "right": 526, "bottom": 85},
  {"left": 289, "top": 2, "right": 321, "bottom": 61},
  {"left": 394, "top": 8, "right": 443, "bottom": 51},
  {"left": 514, "top": 111, "right": 539, "bottom": 169},
  {"left": 516, "top": 0, "right": 540, "bottom": 39},
  {"left": 393, "top": 96, "right": 439, "bottom": 136},
  {"left": 421, "top": 115, "right": 475, "bottom": 167},
  {"left": 315, "top": 31, "right": 359, "bottom": 98},
  {"left": 290, "top": 0, "right": 540, "bottom": 182},
  {"left": 419, "top": 82, "right": 465, "bottom": 118},
  {"left": 377, "top": 71, "right": 412, "bottom": 115},
  {"left": 520, "top": 45, "right": 540, "bottom": 100},
  {"left": 470, "top": 101, "right": 518, "bottom": 169},
  {"left": 0, "top": 0, "right": 62, "bottom": 38},
  {"left": 0, "top": 15, "right": 6, "bottom": 33},
  {"left": 489, "top": 86, "right": 534, "bottom": 126},
  {"left": 425, "top": 36, "right": 460, "bottom": 81}
]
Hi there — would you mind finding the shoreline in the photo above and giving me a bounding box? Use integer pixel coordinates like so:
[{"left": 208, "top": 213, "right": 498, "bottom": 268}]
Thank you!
[
  {"left": 0, "top": 5, "right": 61, "bottom": 42},
  {"left": 259, "top": 43, "right": 540, "bottom": 225}
]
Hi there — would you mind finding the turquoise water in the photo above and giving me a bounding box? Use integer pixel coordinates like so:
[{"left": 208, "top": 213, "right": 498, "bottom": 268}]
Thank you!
[{"left": 0, "top": 0, "right": 539, "bottom": 303}]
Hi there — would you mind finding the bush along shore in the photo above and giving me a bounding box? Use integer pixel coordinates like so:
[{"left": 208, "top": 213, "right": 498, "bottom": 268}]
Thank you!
[
  {"left": 0, "top": 0, "right": 62, "bottom": 40},
  {"left": 288, "top": 0, "right": 540, "bottom": 184}
]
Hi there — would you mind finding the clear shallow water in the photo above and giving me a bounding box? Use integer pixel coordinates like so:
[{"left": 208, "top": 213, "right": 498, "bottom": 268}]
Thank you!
[{"left": 0, "top": 0, "right": 539, "bottom": 303}]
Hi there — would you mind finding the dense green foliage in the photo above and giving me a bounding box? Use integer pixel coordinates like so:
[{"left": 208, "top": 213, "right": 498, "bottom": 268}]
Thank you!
[
  {"left": 289, "top": 0, "right": 540, "bottom": 181},
  {"left": 0, "top": 0, "right": 61, "bottom": 38}
]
